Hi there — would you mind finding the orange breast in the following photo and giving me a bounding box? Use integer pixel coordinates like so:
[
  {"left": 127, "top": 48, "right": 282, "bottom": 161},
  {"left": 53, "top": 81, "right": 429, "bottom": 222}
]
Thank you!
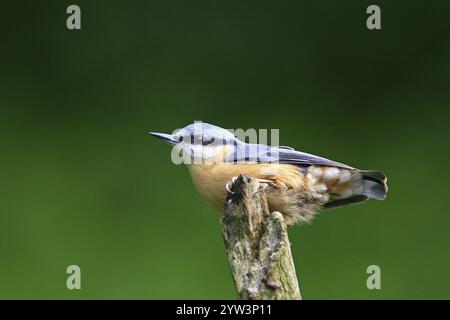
[{"left": 187, "top": 163, "right": 305, "bottom": 212}]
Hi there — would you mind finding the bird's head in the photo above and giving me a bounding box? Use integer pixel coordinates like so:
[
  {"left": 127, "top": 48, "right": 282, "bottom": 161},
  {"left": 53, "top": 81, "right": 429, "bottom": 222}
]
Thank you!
[{"left": 149, "top": 122, "right": 239, "bottom": 164}]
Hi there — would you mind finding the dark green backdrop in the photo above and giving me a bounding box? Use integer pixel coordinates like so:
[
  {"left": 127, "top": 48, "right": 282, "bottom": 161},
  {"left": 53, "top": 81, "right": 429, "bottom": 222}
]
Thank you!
[{"left": 1, "top": 1, "right": 449, "bottom": 299}]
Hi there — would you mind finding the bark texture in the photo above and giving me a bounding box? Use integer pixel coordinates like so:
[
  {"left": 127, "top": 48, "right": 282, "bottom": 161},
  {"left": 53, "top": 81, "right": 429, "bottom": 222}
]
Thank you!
[{"left": 220, "top": 175, "right": 301, "bottom": 300}]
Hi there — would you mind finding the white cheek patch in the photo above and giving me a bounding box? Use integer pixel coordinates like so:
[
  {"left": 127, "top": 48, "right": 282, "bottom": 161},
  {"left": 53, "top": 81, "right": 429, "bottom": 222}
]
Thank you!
[
  {"left": 183, "top": 144, "right": 228, "bottom": 164},
  {"left": 177, "top": 143, "right": 202, "bottom": 164},
  {"left": 202, "top": 145, "right": 218, "bottom": 157},
  {"left": 190, "top": 144, "right": 204, "bottom": 159}
]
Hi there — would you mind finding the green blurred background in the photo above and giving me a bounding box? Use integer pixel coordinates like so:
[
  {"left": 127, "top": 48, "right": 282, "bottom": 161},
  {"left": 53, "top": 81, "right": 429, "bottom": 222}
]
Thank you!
[{"left": 0, "top": 0, "right": 449, "bottom": 299}]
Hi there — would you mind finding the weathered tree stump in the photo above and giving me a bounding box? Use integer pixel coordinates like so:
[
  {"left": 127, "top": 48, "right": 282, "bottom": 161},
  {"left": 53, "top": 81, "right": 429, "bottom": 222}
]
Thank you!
[{"left": 220, "top": 175, "right": 301, "bottom": 300}]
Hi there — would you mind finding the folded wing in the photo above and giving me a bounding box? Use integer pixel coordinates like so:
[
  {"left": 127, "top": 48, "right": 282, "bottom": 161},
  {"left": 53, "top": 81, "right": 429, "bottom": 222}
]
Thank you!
[{"left": 230, "top": 143, "right": 354, "bottom": 169}]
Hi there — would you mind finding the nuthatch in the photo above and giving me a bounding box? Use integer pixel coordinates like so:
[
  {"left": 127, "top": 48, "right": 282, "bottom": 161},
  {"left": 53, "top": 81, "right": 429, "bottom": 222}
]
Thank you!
[{"left": 150, "top": 122, "right": 388, "bottom": 225}]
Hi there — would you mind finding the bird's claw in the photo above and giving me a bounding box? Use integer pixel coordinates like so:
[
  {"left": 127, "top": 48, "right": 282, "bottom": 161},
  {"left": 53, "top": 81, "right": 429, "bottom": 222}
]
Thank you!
[
  {"left": 226, "top": 177, "right": 274, "bottom": 194},
  {"left": 225, "top": 176, "right": 239, "bottom": 194},
  {"left": 225, "top": 181, "right": 233, "bottom": 194}
]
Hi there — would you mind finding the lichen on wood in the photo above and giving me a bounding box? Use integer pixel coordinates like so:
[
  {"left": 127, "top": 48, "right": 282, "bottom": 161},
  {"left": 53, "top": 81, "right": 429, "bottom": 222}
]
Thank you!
[{"left": 220, "top": 175, "right": 301, "bottom": 300}]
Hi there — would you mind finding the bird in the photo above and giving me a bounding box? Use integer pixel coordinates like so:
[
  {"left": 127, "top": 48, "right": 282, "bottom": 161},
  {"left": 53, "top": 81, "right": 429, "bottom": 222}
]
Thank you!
[{"left": 149, "top": 122, "right": 388, "bottom": 225}]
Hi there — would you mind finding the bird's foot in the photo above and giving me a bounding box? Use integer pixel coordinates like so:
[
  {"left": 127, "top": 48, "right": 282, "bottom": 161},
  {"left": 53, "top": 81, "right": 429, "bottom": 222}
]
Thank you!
[
  {"left": 225, "top": 176, "right": 240, "bottom": 194},
  {"left": 226, "top": 176, "right": 275, "bottom": 194},
  {"left": 225, "top": 176, "right": 277, "bottom": 194}
]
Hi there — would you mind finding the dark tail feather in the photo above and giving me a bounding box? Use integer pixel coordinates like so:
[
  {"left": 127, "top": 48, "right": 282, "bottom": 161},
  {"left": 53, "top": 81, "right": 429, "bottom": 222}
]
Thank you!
[
  {"left": 359, "top": 170, "right": 388, "bottom": 200},
  {"left": 324, "top": 195, "right": 369, "bottom": 208}
]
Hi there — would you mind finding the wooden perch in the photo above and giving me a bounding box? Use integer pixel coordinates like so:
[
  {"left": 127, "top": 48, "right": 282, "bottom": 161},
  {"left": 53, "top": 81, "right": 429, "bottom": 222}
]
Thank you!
[{"left": 220, "top": 175, "right": 301, "bottom": 300}]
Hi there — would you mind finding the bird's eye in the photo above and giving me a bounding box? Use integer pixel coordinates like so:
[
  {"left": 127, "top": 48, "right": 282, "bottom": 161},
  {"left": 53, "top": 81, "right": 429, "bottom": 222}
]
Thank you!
[
  {"left": 178, "top": 136, "right": 183, "bottom": 142},
  {"left": 201, "top": 136, "right": 215, "bottom": 145}
]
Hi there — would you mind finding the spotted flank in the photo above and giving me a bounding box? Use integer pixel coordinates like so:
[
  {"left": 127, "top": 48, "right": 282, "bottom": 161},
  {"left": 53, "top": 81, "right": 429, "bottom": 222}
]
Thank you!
[{"left": 305, "top": 166, "right": 388, "bottom": 208}]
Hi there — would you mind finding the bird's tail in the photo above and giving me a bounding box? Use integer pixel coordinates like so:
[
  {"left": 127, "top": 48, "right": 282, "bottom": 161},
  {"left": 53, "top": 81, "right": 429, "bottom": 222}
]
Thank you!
[
  {"left": 358, "top": 170, "right": 388, "bottom": 200},
  {"left": 323, "top": 169, "right": 388, "bottom": 209}
]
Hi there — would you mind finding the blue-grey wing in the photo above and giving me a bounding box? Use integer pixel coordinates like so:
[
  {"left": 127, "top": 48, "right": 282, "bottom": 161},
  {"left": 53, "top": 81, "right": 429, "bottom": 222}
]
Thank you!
[
  {"left": 274, "top": 148, "right": 354, "bottom": 169},
  {"left": 230, "top": 143, "right": 354, "bottom": 169}
]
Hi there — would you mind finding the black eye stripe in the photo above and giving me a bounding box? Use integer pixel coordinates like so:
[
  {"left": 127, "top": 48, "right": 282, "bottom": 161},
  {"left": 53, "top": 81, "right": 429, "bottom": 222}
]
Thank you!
[
  {"left": 201, "top": 136, "right": 215, "bottom": 145},
  {"left": 186, "top": 134, "right": 217, "bottom": 145}
]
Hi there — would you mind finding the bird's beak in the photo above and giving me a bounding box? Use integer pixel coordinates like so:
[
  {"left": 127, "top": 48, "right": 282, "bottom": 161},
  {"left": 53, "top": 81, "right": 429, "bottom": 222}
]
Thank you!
[{"left": 148, "top": 132, "right": 179, "bottom": 145}]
